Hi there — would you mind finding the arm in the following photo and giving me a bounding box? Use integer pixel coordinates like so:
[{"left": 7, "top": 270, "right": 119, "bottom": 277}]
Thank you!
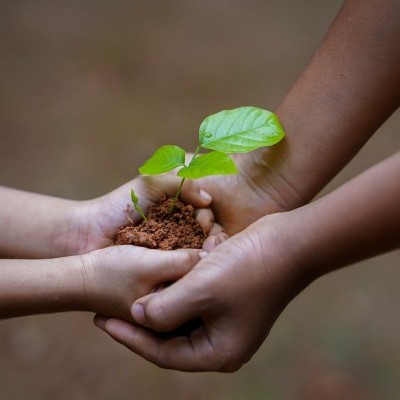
[
  {"left": 0, "top": 246, "right": 199, "bottom": 320},
  {"left": 286, "top": 151, "right": 400, "bottom": 278},
  {"left": 187, "top": 0, "right": 400, "bottom": 233},
  {"left": 0, "top": 256, "right": 83, "bottom": 318},
  {"left": 0, "top": 176, "right": 212, "bottom": 258},
  {"left": 0, "top": 187, "right": 78, "bottom": 258},
  {"left": 95, "top": 151, "right": 400, "bottom": 371}
]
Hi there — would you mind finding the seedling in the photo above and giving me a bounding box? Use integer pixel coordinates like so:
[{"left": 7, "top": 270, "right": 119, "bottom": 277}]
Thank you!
[
  {"left": 131, "top": 106, "right": 285, "bottom": 216},
  {"left": 130, "top": 189, "right": 147, "bottom": 221}
]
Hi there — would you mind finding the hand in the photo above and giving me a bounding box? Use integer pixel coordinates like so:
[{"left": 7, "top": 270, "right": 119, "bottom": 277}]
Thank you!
[
  {"left": 94, "top": 213, "right": 311, "bottom": 372},
  {"left": 0, "top": 245, "right": 201, "bottom": 319},
  {"left": 61, "top": 174, "right": 218, "bottom": 255},
  {"left": 94, "top": 150, "right": 400, "bottom": 371},
  {"left": 81, "top": 246, "right": 202, "bottom": 321},
  {"left": 183, "top": 149, "right": 305, "bottom": 235}
]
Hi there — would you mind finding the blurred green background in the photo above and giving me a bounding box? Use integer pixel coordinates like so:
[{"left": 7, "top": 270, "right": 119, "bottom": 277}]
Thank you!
[{"left": 1, "top": 1, "right": 400, "bottom": 399}]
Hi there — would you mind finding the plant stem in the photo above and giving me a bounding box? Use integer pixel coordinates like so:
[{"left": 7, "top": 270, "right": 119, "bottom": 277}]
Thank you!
[
  {"left": 168, "top": 145, "right": 202, "bottom": 214},
  {"left": 168, "top": 177, "right": 186, "bottom": 214},
  {"left": 135, "top": 205, "right": 148, "bottom": 222},
  {"left": 131, "top": 189, "right": 148, "bottom": 222}
]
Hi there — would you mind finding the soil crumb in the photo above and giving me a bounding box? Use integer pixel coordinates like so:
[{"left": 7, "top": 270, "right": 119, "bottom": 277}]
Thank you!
[{"left": 114, "top": 198, "right": 205, "bottom": 250}]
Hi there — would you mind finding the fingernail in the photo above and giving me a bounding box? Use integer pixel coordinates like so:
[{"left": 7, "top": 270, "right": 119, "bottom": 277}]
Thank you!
[
  {"left": 94, "top": 315, "right": 108, "bottom": 329},
  {"left": 131, "top": 303, "right": 146, "bottom": 325},
  {"left": 199, "top": 189, "right": 212, "bottom": 203},
  {"left": 199, "top": 251, "right": 208, "bottom": 259}
]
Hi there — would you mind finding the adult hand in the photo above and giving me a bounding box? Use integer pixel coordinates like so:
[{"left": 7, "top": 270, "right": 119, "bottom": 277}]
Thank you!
[
  {"left": 94, "top": 213, "right": 310, "bottom": 372},
  {"left": 183, "top": 0, "right": 400, "bottom": 236},
  {"left": 95, "top": 151, "right": 400, "bottom": 371},
  {"left": 182, "top": 149, "right": 303, "bottom": 235}
]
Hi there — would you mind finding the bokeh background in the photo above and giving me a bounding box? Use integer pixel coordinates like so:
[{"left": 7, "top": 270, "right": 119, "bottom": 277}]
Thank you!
[{"left": 1, "top": 1, "right": 400, "bottom": 399}]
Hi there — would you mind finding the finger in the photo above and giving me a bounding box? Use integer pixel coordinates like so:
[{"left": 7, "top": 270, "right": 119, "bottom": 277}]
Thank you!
[
  {"left": 131, "top": 268, "right": 209, "bottom": 331},
  {"left": 195, "top": 208, "right": 214, "bottom": 235},
  {"left": 139, "top": 248, "right": 201, "bottom": 283},
  {"left": 202, "top": 232, "right": 229, "bottom": 252},
  {"left": 179, "top": 179, "right": 212, "bottom": 208},
  {"left": 97, "top": 317, "right": 219, "bottom": 372}
]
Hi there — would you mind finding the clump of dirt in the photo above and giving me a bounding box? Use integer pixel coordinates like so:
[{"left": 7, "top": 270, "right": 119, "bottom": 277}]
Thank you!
[{"left": 114, "top": 198, "right": 206, "bottom": 250}]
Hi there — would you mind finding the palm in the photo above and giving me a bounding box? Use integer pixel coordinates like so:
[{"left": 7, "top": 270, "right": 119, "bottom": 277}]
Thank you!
[
  {"left": 76, "top": 178, "right": 180, "bottom": 253},
  {"left": 74, "top": 174, "right": 214, "bottom": 254}
]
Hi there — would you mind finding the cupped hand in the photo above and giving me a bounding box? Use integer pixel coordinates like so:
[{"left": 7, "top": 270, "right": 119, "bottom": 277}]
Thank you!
[
  {"left": 65, "top": 174, "right": 220, "bottom": 255},
  {"left": 81, "top": 245, "right": 202, "bottom": 321},
  {"left": 94, "top": 213, "right": 311, "bottom": 372}
]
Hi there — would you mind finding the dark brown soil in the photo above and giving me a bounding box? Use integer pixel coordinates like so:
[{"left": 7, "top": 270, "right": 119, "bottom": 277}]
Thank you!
[{"left": 114, "top": 198, "right": 206, "bottom": 250}]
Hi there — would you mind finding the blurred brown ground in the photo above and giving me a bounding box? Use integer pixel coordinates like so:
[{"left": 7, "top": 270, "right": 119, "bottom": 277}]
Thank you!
[{"left": 1, "top": 1, "right": 399, "bottom": 399}]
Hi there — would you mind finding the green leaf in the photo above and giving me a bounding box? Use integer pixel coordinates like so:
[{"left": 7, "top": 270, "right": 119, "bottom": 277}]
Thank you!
[
  {"left": 199, "top": 106, "right": 285, "bottom": 153},
  {"left": 139, "top": 145, "right": 186, "bottom": 175},
  {"left": 177, "top": 151, "right": 238, "bottom": 179}
]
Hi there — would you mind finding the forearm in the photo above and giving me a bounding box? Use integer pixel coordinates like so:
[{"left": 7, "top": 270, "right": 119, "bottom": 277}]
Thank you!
[
  {"left": 284, "top": 151, "right": 400, "bottom": 279},
  {"left": 0, "top": 256, "right": 85, "bottom": 319},
  {"left": 0, "top": 186, "right": 82, "bottom": 258},
  {"left": 251, "top": 0, "right": 400, "bottom": 207}
]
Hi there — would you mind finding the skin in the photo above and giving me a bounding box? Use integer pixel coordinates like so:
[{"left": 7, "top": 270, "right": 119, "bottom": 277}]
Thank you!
[
  {"left": 95, "top": 0, "right": 400, "bottom": 371},
  {"left": 183, "top": 0, "right": 400, "bottom": 235},
  {"left": 0, "top": 246, "right": 201, "bottom": 320},
  {"left": 96, "top": 151, "right": 400, "bottom": 372},
  {"left": 0, "top": 175, "right": 222, "bottom": 319},
  {"left": 0, "top": 174, "right": 216, "bottom": 258}
]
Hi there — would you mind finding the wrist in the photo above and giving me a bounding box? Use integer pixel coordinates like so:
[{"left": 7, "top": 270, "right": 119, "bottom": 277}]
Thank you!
[
  {"left": 49, "top": 200, "right": 93, "bottom": 257},
  {"left": 0, "top": 256, "right": 87, "bottom": 318},
  {"left": 253, "top": 212, "right": 320, "bottom": 293},
  {"left": 38, "top": 255, "right": 88, "bottom": 313},
  {"left": 76, "top": 250, "right": 99, "bottom": 313},
  {"left": 269, "top": 205, "right": 341, "bottom": 284},
  {"left": 235, "top": 143, "right": 311, "bottom": 216},
  {"left": 76, "top": 248, "right": 133, "bottom": 319},
  {"left": 59, "top": 254, "right": 90, "bottom": 312}
]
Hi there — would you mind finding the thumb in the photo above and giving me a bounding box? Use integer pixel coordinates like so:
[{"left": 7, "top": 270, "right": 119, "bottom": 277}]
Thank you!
[{"left": 131, "top": 275, "right": 203, "bottom": 332}]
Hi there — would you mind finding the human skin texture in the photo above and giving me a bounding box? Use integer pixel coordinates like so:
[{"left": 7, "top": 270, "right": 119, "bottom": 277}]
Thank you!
[
  {"left": 0, "top": 175, "right": 215, "bottom": 258},
  {"left": 94, "top": 0, "right": 400, "bottom": 372},
  {"left": 183, "top": 0, "right": 400, "bottom": 235},
  {"left": 0, "top": 246, "right": 201, "bottom": 320},
  {"left": 96, "top": 151, "right": 400, "bottom": 372},
  {"left": 0, "top": 176, "right": 222, "bottom": 319}
]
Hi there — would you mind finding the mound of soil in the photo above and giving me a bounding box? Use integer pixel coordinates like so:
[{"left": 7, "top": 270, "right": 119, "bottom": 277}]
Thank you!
[{"left": 114, "top": 198, "right": 206, "bottom": 250}]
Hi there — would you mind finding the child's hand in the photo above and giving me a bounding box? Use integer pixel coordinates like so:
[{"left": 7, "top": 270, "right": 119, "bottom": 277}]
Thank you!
[
  {"left": 0, "top": 245, "right": 201, "bottom": 320},
  {"left": 62, "top": 174, "right": 223, "bottom": 255},
  {"left": 81, "top": 245, "right": 201, "bottom": 321}
]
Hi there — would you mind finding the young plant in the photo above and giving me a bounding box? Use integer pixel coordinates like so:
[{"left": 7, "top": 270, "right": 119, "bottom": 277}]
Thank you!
[{"left": 132, "top": 106, "right": 285, "bottom": 216}]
